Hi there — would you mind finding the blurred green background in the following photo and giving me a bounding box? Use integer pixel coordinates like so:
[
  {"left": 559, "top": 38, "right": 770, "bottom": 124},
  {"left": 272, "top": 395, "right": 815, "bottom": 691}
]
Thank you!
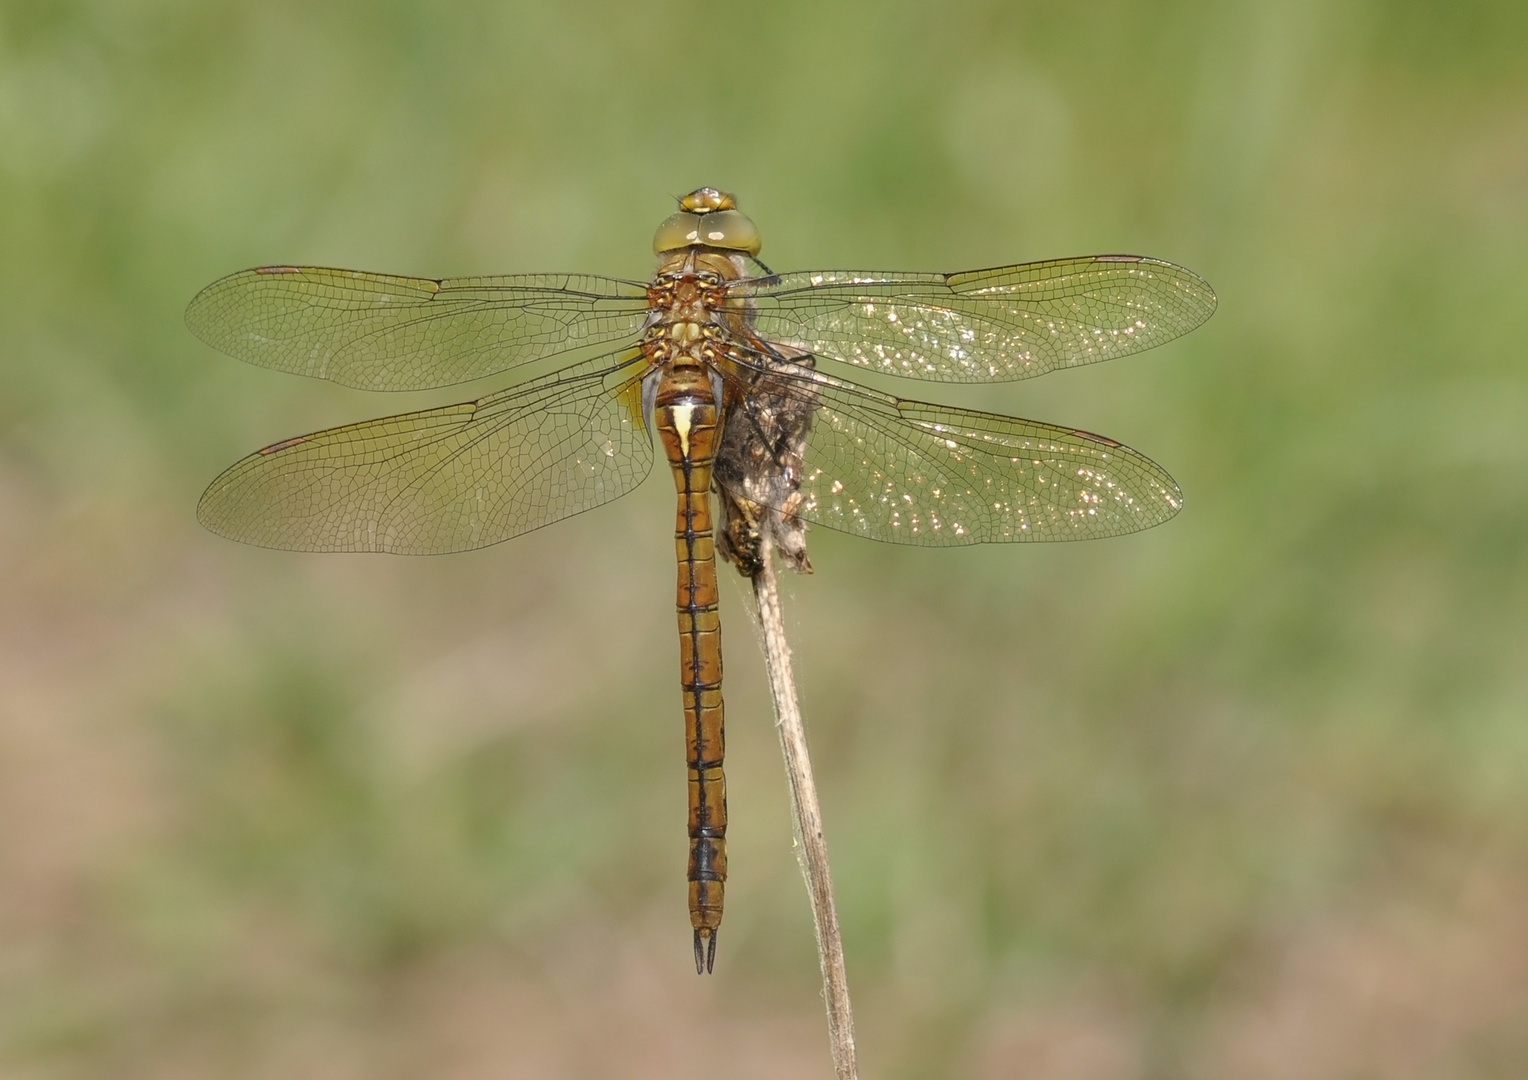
[{"left": 3, "top": 1, "right": 1527, "bottom": 1077}]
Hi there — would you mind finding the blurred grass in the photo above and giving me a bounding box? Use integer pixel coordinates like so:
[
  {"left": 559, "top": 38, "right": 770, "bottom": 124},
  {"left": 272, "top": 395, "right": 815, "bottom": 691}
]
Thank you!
[{"left": 2, "top": 1, "right": 1527, "bottom": 1078}]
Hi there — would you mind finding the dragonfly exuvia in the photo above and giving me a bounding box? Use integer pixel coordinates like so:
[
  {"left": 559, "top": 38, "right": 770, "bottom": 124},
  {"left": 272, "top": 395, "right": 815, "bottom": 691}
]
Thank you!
[{"left": 188, "top": 187, "right": 1216, "bottom": 973}]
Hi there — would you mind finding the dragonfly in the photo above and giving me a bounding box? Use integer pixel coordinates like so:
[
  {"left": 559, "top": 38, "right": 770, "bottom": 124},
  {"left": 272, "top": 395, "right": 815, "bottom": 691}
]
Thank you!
[{"left": 188, "top": 187, "right": 1216, "bottom": 973}]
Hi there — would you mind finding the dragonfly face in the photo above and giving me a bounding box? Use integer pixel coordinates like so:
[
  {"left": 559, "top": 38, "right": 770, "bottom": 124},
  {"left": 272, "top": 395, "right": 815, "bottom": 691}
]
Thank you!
[{"left": 188, "top": 188, "right": 1216, "bottom": 973}]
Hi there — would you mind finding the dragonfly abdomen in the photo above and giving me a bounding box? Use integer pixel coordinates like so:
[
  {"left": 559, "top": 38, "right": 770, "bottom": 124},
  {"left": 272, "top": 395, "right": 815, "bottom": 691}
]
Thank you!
[{"left": 653, "top": 364, "right": 728, "bottom": 974}]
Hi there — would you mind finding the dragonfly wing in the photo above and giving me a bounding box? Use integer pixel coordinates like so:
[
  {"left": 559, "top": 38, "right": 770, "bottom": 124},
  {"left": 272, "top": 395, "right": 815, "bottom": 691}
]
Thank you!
[
  {"left": 186, "top": 267, "right": 651, "bottom": 390},
  {"left": 197, "top": 351, "right": 652, "bottom": 553},
  {"left": 743, "top": 256, "right": 1215, "bottom": 383},
  {"left": 766, "top": 370, "right": 1182, "bottom": 544}
]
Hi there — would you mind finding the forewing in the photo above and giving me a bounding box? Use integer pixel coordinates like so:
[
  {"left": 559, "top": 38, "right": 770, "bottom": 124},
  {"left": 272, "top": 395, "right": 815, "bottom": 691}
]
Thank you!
[
  {"left": 743, "top": 256, "right": 1215, "bottom": 383},
  {"left": 186, "top": 266, "right": 651, "bottom": 390},
  {"left": 197, "top": 352, "right": 652, "bottom": 553},
  {"left": 779, "top": 371, "right": 1181, "bottom": 543}
]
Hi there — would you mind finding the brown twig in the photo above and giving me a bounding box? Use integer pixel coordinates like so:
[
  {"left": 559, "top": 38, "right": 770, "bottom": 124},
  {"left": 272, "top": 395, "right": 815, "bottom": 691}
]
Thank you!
[{"left": 752, "top": 544, "right": 858, "bottom": 1080}]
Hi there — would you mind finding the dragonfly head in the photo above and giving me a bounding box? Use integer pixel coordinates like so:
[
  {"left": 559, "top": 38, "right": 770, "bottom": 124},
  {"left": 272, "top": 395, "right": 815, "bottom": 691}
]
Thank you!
[{"left": 654, "top": 188, "right": 762, "bottom": 258}]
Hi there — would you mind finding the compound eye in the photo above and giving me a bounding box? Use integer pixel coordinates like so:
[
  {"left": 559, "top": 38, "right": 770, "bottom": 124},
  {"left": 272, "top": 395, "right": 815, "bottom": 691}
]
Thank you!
[
  {"left": 653, "top": 211, "right": 705, "bottom": 254},
  {"left": 694, "top": 209, "right": 761, "bottom": 256},
  {"left": 653, "top": 208, "right": 762, "bottom": 256}
]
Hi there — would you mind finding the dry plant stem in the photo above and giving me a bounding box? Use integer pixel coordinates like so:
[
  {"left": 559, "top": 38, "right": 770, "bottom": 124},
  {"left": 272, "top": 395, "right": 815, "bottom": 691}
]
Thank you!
[{"left": 752, "top": 544, "right": 859, "bottom": 1080}]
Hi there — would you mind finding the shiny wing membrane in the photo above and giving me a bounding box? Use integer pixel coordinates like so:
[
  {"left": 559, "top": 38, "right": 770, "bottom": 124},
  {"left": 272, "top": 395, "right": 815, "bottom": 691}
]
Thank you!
[
  {"left": 731, "top": 361, "right": 1181, "bottom": 544},
  {"left": 186, "top": 266, "right": 651, "bottom": 391},
  {"left": 197, "top": 351, "right": 652, "bottom": 553},
  {"left": 742, "top": 256, "right": 1215, "bottom": 383}
]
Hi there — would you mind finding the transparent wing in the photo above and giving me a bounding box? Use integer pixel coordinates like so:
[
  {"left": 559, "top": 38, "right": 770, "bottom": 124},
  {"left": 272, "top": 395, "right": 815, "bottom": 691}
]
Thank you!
[
  {"left": 197, "top": 351, "right": 652, "bottom": 553},
  {"left": 186, "top": 266, "right": 651, "bottom": 391},
  {"left": 725, "top": 362, "right": 1181, "bottom": 544},
  {"left": 740, "top": 256, "right": 1215, "bottom": 383}
]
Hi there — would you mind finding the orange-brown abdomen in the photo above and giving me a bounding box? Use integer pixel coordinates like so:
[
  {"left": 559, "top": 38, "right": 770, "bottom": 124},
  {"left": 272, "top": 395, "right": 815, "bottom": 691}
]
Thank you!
[{"left": 652, "top": 362, "right": 728, "bottom": 973}]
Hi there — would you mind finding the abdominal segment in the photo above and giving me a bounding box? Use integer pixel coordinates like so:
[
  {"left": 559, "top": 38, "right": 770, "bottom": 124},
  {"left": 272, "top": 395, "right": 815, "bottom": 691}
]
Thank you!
[{"left": 653, "top": 367, "right": 728, "bottom": 973}]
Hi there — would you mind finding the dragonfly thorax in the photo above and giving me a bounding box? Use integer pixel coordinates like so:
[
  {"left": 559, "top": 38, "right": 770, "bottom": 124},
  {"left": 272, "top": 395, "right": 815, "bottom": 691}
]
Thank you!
[
  {"left": 643, "top": 254, "right": 751, "bottom": 369},
  {"left": 641, "top": 279, "right": 726, "bottom": 367}
]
